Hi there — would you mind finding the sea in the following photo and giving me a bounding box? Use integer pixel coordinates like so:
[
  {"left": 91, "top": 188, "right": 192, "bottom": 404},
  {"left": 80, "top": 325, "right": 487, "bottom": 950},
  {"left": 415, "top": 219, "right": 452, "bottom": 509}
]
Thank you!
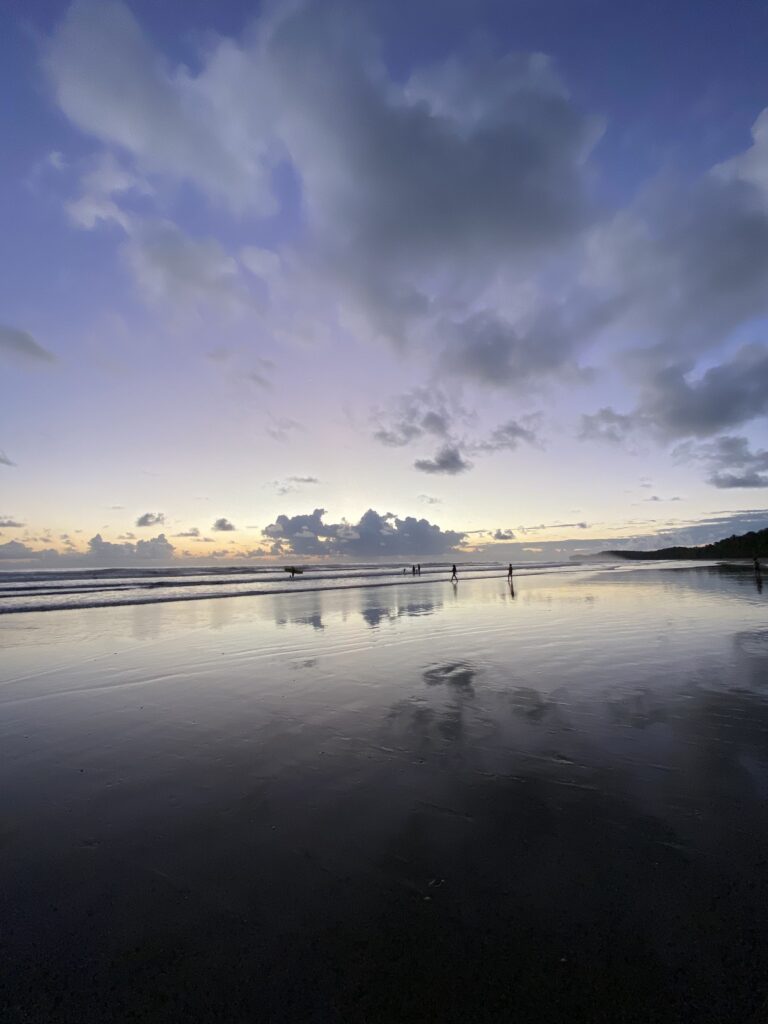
[{"left": 0, "top": 559, "right": 600, "bottom": 614}]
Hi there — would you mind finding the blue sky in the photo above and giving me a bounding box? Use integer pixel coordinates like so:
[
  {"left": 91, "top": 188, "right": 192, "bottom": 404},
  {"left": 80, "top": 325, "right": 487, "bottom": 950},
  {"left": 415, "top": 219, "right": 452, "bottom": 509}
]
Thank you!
[{"left": 2, "top": 0, "right": 768, "bottom": 566}]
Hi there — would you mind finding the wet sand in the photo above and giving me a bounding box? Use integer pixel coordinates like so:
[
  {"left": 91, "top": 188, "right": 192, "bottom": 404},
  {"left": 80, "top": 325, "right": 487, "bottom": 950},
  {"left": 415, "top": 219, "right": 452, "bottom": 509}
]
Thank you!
[{"left": 2, "top": 565, "right": 768, "bottom": 1022}]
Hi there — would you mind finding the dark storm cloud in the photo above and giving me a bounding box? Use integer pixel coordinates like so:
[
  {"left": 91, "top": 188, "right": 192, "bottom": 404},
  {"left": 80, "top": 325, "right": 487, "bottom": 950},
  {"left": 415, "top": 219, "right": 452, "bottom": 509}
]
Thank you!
[
  {"left": 414, "top": 445, "right": 472, "bottom": 475},
  {"left": 0, "top": 325, "right": 55, "bottom": 364},
  {"left": 678, "top": 435, "right": 768, "bottom": 489},
  {"left": 136, "top": 511, "right": 165, "bottom": 527},
  {"left": 262, "top": 507, "right": 465, "bottom": 558},
  {"left": 212, "top": 517, "right": 236, "bottom": 531}
]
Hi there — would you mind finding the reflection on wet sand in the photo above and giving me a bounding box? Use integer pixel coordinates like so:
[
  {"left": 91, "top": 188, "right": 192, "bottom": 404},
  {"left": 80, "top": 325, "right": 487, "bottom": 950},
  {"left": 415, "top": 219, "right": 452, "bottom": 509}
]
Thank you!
[{"left": 1, "top": 565, "right": 768, "bottom": 1023}]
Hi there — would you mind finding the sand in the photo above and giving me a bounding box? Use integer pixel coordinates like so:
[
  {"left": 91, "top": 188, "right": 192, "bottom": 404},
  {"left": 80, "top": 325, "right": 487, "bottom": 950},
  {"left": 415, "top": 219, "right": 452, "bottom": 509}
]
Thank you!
[{"left": 2, "top": 565, "right": 768, "bottom": 1022}]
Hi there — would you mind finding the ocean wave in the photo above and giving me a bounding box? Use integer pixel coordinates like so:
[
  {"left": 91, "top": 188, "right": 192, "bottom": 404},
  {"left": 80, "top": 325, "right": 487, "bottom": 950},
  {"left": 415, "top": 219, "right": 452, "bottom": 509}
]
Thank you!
[{"left": 0, "top": 561, "right": 595, "bottom": 614}]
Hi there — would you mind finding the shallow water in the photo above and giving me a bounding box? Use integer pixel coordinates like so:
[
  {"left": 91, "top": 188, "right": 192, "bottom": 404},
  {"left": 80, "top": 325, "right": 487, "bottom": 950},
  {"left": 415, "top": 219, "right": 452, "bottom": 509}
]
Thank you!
[{"left": 2, "top": 564, "right": 767, "bottom": 1022}]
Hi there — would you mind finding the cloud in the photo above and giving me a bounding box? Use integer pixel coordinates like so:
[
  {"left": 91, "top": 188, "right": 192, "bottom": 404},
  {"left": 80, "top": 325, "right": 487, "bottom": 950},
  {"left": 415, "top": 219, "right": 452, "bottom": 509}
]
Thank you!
[
  {"left": 88, "top": 532, "right": 174, "bottom": 561},
  {"left": 638, "top": 345, "right": 768, "bottom": 439},
  {"left": 263, "top": 506, "right": 465, "bottom": 558},
  {"left": 414, "top": 444, "right": 472, "bottom": 475},
  {"left": 0, "top": 325, "right": 55, "bottom": 364},
  {"left": 679, "top": 435, "right": 768, "bottom": 489},
  {"left": 125, "top": 220, "right": 258, "bottom": 313},
  {"left": 212, "top": 517, "right": 236, "bottom": 531},
  {"left": 44, "top": 0, "right": 768, "bottom": 447},
  {"left": 493, "top": 529, "right": 516, "bottom": 540},
  {"left": 0, "top": 450, "right": 15, "bottom": 467},
  {"left": 518, "top": 521, "right": 588, "bottom": 533},
  {"left": 440, "top": 307, "right": 586, "bottom": 389},
  {"left": 44, "top": 0, "right": 276, "bottom": 214},
  {"left": 173, "top": 528, "right": 200, "bottom": 537},
  {"left": 0, "top": 518, "right": 25, "bottom": 528},
  {"left": 373, "top": 388, "right": 459, "bottom": 447},
  {"left": 418, "top": 494, "right": 441, "bottom": 505},
  {"left": 578, "top": 407, "right": 637, "bottom": 444},
  {"left": 272, "top": 475, "right": 320, "bottom": 496},
  {"left": 46, "top": 1, "right": 600, "bottom": 386},
  {"left": 471, "top": 417, "right": 540, "bottom": 453},
  {"left": 0, "top": 540, "right": 52, "bottom": 561},
  {"left": 136, "top": 511, "right": 165, "bottom": 527},
  {"left": 266, "top": 417, "right": 304, "bottom": 442}
]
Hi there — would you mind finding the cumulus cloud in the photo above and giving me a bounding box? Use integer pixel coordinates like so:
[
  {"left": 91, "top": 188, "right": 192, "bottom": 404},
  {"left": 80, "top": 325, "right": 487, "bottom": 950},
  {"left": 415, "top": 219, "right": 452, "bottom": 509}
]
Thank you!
[
  {"left": 212, "top": 517, "right": 236, "bottom": 531},
  {"left": 0, "top": 325, "right": 55, "bottom": 364},
  {"left": 0, "top": 540, "right": 52, "bottom": 561},
  {"left": 88, "top": 532, "right": 175, "bottom": 561},
  {"left": 414, "top": 445, "right": 472, "bottom": 475},
  {"left": 263, "top": 507, "right": 465, "bottom": 558},
  {"left": 136, "top": 511, "right": 165, "bottom": 527},
  {"left": 493, "top": 529, "right": 516, "bottom": 540},
  {"left": 0, "top": 518, "right": 25, "bottom": 528}
]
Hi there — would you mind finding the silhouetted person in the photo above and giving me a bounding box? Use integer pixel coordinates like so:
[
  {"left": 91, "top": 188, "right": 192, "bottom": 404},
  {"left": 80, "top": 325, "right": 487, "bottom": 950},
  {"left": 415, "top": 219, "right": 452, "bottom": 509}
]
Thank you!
[
  {"left": 403, "top": 567, "right": 407, "bottom": 575},
  {"left": 451, "top": 564, "right": 458, "bottom": 582},
  {"left": 417, "top": 563, "right": 421, "bottom": 575},
  {"left": 412, "top": 564, "right": 416, "bottom": 575},
  {"left": 754, "top": 555, "right": 762, "bottom": 577},
  {"left": 507, "top": 563, "right": 514, "bottom": 580}
]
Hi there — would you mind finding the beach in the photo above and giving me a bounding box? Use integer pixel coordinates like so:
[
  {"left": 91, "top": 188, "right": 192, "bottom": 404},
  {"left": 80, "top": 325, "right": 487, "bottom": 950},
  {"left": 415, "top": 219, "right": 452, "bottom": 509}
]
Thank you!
[{"left": 2, "top": 563, "right": 768, "bottom": 1022}]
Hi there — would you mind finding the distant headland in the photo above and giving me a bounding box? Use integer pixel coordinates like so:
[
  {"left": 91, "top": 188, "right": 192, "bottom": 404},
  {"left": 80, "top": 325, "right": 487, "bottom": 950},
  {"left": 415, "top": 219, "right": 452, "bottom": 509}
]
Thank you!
[{"left": 602, "top": 527, "right": 768, "bottom": 561}]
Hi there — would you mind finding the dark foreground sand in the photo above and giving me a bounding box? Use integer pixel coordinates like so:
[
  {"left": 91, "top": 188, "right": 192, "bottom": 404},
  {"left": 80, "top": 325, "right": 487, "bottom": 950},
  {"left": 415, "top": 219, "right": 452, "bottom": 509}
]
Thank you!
[{"left": 2, "top": 565, "right": 768, "bottom": 1022}]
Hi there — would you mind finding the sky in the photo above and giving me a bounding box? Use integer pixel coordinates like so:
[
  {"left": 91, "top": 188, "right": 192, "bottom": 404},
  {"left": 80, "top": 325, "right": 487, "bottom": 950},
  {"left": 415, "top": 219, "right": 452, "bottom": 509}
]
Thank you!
[{"left": 2, "top": 0, "right": 768, "bottom": 566}]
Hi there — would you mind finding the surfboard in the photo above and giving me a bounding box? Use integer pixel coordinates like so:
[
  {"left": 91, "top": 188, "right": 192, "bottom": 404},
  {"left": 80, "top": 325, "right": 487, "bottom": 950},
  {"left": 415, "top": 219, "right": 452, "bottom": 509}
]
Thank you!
[{"left": 283, "top": 566, "right": 304, "bottom": 575}]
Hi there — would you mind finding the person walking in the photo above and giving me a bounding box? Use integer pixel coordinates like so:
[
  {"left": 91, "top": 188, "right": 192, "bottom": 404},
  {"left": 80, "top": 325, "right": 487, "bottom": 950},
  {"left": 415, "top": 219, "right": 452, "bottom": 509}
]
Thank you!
[
  {"left": 451, "top": 564, "right": 458, "bottom": 582},
  {"left": 507, "top": 563, "right": 514, "bottom": 580},
  {"left": 417, "top": 563, "right": 421, "bottom": 575}
]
